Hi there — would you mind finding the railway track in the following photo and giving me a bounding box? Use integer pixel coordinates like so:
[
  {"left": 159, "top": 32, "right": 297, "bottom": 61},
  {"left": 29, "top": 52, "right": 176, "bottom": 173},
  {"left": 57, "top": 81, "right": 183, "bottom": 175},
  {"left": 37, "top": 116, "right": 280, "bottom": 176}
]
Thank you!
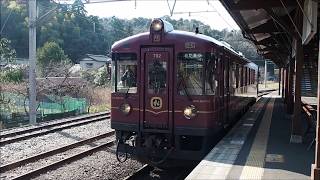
[
  {"left": 0, "top": 112, "right": 110, "bottom": 145},
  {"left": 1, "top": 131, "right": 115, "bottom": 180}
]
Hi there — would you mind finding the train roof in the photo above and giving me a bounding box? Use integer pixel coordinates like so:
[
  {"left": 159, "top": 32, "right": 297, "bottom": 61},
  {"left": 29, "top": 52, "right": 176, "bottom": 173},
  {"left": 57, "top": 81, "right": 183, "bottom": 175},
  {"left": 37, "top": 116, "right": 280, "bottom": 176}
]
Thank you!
[
  {"left": 111, "top": 30, "right": 224, "bottom": 49},
  {"left": 112, "top": 27, "right": 256, "bottom": 66}
]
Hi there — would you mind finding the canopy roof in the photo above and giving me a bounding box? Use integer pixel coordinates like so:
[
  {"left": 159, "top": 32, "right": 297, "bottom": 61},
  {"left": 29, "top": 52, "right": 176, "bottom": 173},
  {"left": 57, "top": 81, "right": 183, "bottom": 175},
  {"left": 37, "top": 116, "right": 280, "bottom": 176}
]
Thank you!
[{"left": 219, "top": 0, "right": 319, "bottom": 67}]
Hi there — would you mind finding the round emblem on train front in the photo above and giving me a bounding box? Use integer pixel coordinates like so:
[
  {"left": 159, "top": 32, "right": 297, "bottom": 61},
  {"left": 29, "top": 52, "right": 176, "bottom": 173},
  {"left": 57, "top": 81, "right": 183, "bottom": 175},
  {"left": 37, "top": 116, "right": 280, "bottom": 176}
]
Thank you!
[{"left": 150, "top": 97, "right": 162, "bottom": 109}]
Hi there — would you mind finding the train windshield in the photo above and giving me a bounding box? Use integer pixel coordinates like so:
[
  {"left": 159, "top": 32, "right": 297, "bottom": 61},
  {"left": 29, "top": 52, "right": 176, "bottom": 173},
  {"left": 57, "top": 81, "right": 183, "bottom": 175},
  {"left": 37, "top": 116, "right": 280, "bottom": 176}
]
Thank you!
[
  {"left": 148, "top": 61, "right": 167, "bottom": 94},
  {"left": 177, "top": 53, "right": 216, "bottom": 95},
  {"left": 112, "top": 53, "right": 137, "bottom": 93}
]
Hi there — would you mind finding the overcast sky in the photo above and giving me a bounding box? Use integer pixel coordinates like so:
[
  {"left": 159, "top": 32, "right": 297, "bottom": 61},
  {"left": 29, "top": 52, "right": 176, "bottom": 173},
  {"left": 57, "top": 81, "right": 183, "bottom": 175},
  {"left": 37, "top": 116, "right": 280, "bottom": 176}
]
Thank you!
[{"left": 83, "top": 0, "right": 239, "bottom": 31}]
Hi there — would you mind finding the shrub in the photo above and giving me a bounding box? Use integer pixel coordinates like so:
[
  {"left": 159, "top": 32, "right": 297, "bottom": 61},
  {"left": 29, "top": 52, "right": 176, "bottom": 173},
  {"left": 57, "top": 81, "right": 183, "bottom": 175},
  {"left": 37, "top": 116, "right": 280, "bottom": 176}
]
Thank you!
[
  {"left": 94, "top": 65, "right": 109, "bottom": 86},
  {"left": 0, "top": 68, "right": 23, "bottom": 83},
  {"left": 81, "top": 65, "right": 110, "bottom": 86}
]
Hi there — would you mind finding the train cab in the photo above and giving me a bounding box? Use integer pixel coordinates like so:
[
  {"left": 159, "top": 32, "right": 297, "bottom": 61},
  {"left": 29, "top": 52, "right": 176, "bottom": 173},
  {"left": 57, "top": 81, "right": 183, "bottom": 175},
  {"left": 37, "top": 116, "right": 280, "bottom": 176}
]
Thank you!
[{"left": 110, "top": 18, "right": 257, "bottom": 167}]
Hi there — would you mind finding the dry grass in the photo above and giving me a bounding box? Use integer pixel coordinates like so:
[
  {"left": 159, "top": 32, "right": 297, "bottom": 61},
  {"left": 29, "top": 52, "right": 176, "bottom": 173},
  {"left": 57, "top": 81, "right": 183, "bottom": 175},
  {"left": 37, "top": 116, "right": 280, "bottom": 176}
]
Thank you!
[
  {"left": 259, "top": 82, "right": 279, "bottom": 91},
  {"left": 89, "top": 87, "right": 111, "bottom": 113},
  {"left": 91, "top": 87, "right": 111, "bottom": 106},
  {"left": 1, "top": 82, "right": 113, "bottom": 114}
]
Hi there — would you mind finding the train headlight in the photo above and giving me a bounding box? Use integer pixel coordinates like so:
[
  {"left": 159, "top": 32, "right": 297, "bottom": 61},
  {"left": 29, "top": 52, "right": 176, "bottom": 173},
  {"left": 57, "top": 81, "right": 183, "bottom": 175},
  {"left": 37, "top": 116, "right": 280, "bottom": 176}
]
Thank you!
[
  {"left": 151, "top": 19, "right": 163, "bottom": 31},
  {"left": 183, "top": 105, "right": 197, "bottom": 119},
  {"left": 119, "top": 103, "right": 131, "bottom": 115}
]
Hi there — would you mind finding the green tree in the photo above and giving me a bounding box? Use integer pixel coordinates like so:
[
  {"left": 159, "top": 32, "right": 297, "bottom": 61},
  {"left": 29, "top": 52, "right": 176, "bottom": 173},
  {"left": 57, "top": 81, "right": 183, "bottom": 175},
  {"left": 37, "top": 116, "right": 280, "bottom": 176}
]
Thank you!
[
  {"left": 94, "top": 65, "right": 109, "bottom": 86},
  {"left": 0, "top": 68, "right": 23, "bottom": 83},
  {"left": 37, "top": 41, "right": 70, "bottom": 76},
  {"left": 1, "top": 0, "right": 259, "bottom": 63},
  {"left": 222, "top": 30, "right": 260, "bottom": 60},
  {"left": 0, "top": 38, "right": 16, "bottom": 65},
  {"left": 0, "top": 1, "right": 28, "bottom": 57},
  {"left": 71, "top": 0, "right": 87, "bottom": 17}
]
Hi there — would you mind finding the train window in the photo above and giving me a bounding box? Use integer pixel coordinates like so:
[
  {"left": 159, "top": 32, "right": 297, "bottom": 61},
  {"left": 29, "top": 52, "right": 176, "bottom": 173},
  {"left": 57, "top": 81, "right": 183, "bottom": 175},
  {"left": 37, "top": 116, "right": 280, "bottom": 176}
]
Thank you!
[
  {"left": 248, "top": 69, "right": 250, "bottom": 85},
  {"left": 205, "top": 54, "right": 216, "bottom": 95},
  {"left": 177, "top": 53, "right": 216, "bottom": 95},
  {"left": 253, "top": 70, "right": 255, "bottom": 84},
  {"left": 231, "top": 63, "right": 236, "bottom": 89},
  {"left": 148, "top": 61, "right": 167, "bottom": 94},
  {"left": 112, "top": 53, "right": 138, "bottom": 93},
  {"left": 235, "top": 64, "right": 239, "bottom": 88},
  {"left": 239, "top": 66, "right": 243, "bottom": 87},
  {"left": 245, "top": 67, "right": 248, "bottom": 86}
]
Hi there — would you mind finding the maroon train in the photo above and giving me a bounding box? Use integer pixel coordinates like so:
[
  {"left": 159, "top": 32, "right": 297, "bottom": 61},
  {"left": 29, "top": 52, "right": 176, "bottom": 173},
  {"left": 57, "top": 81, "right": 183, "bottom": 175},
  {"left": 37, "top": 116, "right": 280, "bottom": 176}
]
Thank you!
[{"left": 110, "top": 19, "right": 258, "bottom": 167}]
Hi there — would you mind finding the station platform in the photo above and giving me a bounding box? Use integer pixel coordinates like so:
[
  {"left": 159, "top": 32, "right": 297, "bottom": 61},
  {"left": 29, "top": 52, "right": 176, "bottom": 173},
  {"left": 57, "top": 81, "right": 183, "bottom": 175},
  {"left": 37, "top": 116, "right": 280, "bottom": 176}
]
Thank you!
[
  {"left": 302, "top": 96, "right": 318, "bottom": 106},
  {"left": 186, "top": 92, "right": 315, "bottom": 180}
]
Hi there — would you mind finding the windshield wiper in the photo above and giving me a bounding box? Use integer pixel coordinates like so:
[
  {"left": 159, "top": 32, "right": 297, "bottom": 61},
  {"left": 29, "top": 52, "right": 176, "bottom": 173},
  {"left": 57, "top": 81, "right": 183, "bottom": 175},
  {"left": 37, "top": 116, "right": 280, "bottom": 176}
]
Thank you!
[
  {"left": 124, "top": 83, "right": 131, "bottom": 99},
  {"left": 178, "top": 71, "right": 193, "bottom": 102}
]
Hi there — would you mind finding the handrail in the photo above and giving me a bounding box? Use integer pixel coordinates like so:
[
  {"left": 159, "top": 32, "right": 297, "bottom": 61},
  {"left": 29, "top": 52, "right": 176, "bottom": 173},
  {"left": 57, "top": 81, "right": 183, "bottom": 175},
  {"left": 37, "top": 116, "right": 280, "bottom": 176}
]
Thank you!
[{"left": 301, "top": 101, "right": 317, "bottom": 150}]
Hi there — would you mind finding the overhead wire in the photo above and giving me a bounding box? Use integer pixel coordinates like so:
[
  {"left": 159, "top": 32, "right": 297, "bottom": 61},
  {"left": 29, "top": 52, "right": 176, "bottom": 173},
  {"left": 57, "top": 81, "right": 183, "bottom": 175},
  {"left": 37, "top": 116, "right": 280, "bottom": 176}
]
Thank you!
[
  {"left": 295, "top": 0, "right": 313, "bottom": 28},
  {"left": 173, "top": 10, "right": 216, "bottom": 16},
  {"left": 271, "top": 19, "right": 294, "bottom": 54},
  {"left": 279, "top": 0, "right": 302, "bottom": 39},
  {"left": 83, "top": 0, "right": 131, "bottom": 4},
  {"left": 0, "top": 8, "right": 13, "bottom": 34},
  {"left": 166, "top": 0, "right": 177, "bottom": 16},
  {"left": 206, "top": 0, "right": 234, "bottom": 29}
]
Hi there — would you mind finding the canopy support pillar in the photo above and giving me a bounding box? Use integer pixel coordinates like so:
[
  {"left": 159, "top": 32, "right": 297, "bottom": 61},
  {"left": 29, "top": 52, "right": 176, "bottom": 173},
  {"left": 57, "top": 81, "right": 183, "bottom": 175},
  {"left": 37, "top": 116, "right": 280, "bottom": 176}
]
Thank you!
[{"left": 311, "top": 31, "right": 320, "bottom": 180}]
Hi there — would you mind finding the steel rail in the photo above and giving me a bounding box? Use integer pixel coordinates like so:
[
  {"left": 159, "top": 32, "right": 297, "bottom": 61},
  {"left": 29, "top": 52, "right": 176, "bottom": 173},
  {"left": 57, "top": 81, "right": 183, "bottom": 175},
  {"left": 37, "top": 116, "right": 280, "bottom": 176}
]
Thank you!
[
  {"left": 11, "top": 139, "right": 115, "bottom": 180},
  {"left": 0, "top": 111, "right": 109, "bottom": 139},
  {"left": 0, "top": 115, "right": 110, "bottom": 146},
  {"left": 123, "top": 165, "right": 154, "bottom": 180},
  {"left": 0, "top": 131, "right": 115, "bottom": 172}
]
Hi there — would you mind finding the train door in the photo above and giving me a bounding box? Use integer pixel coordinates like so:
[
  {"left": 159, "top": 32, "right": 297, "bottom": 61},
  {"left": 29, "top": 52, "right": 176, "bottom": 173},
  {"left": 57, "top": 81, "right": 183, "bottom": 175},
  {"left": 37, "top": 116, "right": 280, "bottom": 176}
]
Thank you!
[
  {"left": 224, "top": 57, "right": 230, "bottom": 127},
  {"left": 140, "top": 48, "right": 173, "bottom": 133},
  {"left": 218, "top": 53, "right": 228, "bottom": 128}
]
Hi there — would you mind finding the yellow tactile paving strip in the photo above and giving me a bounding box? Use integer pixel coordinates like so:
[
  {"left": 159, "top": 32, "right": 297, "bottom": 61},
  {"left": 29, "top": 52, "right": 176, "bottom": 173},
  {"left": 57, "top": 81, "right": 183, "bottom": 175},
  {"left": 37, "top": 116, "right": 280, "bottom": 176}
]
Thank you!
[
  {"left": 186, "top": 91, "right": 311, "bottom": 180},
  {"left": 239, "top": 98, "right": 275, "bottom": 180},
  {"left": 185, "top": 98, "right": 270, "bottom": 180}
]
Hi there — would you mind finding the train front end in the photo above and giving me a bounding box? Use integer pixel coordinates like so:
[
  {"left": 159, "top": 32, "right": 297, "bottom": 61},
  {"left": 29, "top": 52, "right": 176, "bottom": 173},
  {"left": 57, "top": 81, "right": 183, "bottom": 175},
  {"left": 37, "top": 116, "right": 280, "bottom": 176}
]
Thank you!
[{"left": 111, "top": 19, "right": 223, "bottom": 167}]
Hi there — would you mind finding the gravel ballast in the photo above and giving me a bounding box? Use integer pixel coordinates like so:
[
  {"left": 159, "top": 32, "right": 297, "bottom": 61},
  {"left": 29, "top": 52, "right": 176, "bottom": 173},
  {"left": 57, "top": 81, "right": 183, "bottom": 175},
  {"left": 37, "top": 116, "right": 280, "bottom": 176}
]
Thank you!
[
  {"left": 1, "top": 115, "right": 144, "bottom": 180},
  {"left": 0, "top": 119, "right": 111, "bottom": 165},
  {"left": 32, "top": 147, "right": 143, "bottom": 180}
]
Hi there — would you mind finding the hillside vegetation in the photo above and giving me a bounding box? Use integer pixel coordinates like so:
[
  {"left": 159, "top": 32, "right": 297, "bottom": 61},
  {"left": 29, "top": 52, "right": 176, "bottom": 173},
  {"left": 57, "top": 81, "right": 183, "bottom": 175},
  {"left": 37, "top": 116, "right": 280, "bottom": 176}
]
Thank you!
[{"left": 1, "top": 0, "right": 260, "bottom": 62}]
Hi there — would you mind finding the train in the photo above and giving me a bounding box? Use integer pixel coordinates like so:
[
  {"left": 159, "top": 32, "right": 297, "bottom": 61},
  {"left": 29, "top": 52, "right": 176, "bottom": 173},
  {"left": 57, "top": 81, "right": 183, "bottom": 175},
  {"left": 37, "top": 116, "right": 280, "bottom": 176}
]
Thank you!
[{"left": 110, "top": 18, "right": 258, "bottom": 168}]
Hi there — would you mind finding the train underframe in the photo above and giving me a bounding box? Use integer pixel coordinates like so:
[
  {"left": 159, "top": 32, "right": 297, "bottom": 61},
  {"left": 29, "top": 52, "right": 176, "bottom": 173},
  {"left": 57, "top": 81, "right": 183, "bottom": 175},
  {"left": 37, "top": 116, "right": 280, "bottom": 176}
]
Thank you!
[
  {"left": 113, "top": 97, "right": 256, "bottom": 168},
  {"left": 115, "top": 126, "right": 224, "bottom": 168}
]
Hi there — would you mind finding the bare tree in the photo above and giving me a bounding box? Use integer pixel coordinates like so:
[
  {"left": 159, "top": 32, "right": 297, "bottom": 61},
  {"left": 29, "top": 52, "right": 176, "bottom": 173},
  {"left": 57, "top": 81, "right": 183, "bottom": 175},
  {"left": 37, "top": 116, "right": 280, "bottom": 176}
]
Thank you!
[{"left": 1, "top": 59, "right": 107, "bottom": 127}]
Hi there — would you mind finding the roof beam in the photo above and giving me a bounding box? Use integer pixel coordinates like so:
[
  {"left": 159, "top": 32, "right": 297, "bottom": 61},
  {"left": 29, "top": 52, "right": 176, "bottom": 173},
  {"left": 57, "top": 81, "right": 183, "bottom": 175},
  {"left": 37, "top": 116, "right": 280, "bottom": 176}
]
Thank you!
[
  {"left": 229, "top": 0, "right": 296, "bottom": 10},
  {"left": 264, "top": 8, "right": 297, "bottom": 38},
  {"left": 251, "top": 20, "right": 285, "bottom": 34},
  {"left": 260, "top": 46, "right": 287, "bottom": 53},
  {"left": 259, "top": 46, "right": 289, "bottom": 55},
  {"left": 254, "top": 37, "right": 276, "bottom": 46},
  {"left": 263, "top": 52, "right": 286, "bottom": 67},
  {"left": 255, "top": 36, "right": 288, "bottom": 48}
]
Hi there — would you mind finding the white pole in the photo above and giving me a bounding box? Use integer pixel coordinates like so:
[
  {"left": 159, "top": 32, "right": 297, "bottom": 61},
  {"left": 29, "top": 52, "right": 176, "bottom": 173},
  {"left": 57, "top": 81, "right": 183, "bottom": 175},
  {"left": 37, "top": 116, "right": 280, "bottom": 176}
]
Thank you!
[
  {"left": 264, "top": 60, "right": 267, "bottom": 88},
  {"left": 29, "top": 0, "right": 37, "bottom": 124}
]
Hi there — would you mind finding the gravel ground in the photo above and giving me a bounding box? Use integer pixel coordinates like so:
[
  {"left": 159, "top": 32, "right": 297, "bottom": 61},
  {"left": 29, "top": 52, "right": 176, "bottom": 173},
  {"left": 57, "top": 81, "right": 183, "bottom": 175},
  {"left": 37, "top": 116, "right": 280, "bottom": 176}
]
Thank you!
[
  {"left": 0, "top": 119, "right": 111, "bottom": 165},
  {"left": 0, "top": 112, "right": 107, "bottom": 135},
  {"left": 32, "top": 146, "right": 144, "bottom": 180},
  {"left": 1, "top": 136, "right": 115, "bottom": 179},
  {"left": 1, "top": 116, "right": 106, "bottom": 141}
]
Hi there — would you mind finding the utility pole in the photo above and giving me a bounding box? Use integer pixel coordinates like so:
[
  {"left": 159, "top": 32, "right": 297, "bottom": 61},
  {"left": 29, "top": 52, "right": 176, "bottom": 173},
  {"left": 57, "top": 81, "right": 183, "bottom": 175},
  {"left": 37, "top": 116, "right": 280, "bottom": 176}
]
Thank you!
[
  {"left": 264, "top": 60, "right": 267, "bottom": 88},
  {"left": 29, "top": 0, "right": 37, "bottom": 124}
]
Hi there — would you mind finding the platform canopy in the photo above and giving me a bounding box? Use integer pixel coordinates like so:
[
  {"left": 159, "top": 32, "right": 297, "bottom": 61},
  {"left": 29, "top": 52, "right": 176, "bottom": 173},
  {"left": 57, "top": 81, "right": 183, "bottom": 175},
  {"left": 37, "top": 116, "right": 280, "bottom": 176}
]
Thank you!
[{"left": 219, "top": 0, "right": 319, "bottom": 67}]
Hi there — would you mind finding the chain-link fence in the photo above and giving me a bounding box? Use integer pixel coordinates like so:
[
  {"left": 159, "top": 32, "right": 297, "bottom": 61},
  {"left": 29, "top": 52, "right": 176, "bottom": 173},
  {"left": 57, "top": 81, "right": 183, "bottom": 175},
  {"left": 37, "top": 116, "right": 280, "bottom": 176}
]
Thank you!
[{"left": 0, "top": 93, "right": 88, "bottom": 129}]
